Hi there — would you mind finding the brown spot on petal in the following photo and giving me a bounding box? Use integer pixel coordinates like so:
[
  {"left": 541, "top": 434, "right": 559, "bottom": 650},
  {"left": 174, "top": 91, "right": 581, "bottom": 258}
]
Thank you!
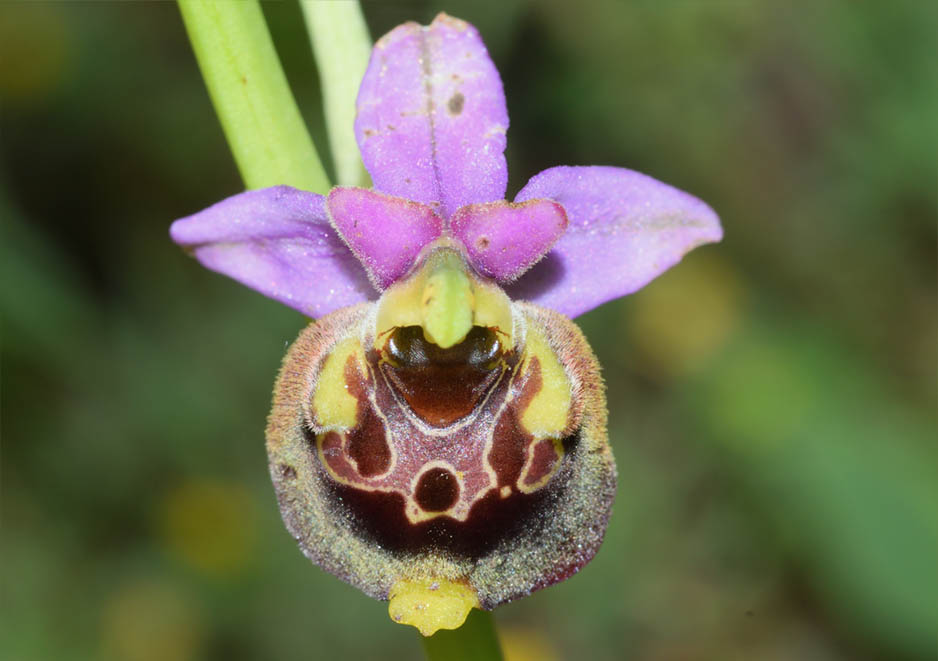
[
  {"left": 414, "top": 467, "right": 459, "bottom": 511},
  {"left": 447, "top": 92, "right": 465, "bottom": 116},
  {"left": 475, "top": 236, "right": 490, "bottom": 251}
]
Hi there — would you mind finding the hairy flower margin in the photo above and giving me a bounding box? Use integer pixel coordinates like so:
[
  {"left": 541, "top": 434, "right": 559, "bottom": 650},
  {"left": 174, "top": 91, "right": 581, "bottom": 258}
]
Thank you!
[{"left": 171, "top": 13, "right": 721, "bottom": 636}]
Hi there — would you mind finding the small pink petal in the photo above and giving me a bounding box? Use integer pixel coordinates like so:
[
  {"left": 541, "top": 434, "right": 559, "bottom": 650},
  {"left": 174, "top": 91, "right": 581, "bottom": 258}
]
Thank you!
[
  {"left": 327, "top": 187, "right": 443, "bottom": 288},
  {"left": 451, "top": 199, "right": 568, "bottom": 282}
]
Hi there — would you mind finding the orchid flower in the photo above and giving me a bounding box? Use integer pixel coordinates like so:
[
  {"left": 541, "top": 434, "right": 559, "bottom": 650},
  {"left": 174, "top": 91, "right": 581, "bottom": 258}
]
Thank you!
[{"left": 171, "top": 13, "right": 721, "bottom": 637}]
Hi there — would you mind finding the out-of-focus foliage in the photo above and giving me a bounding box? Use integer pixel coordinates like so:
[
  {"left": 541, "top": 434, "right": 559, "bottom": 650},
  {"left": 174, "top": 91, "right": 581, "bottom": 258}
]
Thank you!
[{"left": 1, "top": 1, "right": 934, "bottom": 660}]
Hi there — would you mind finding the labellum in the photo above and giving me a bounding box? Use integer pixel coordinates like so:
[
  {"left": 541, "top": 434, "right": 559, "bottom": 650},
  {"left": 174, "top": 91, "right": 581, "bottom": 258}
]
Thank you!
[{"left": 266, "top": 241, "right": 615, "bottom": 635}]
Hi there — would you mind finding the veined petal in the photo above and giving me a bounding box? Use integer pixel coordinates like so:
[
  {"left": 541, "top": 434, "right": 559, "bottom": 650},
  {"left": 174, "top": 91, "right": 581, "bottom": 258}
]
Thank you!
[
  {"left": 327, "top": 187, "right": 443, "bottom": 289},
  {"left": 170, "top": 186, "right": 374, "bottom": 318},
  {"left": 451, "top": 199, "right": 568, "bottom": 282},
  {"left": 511, "top": 166, "right": 723, "bottom": 317},
  {"left": 355, "top": 13, "right": 509, "bottom": 218}
]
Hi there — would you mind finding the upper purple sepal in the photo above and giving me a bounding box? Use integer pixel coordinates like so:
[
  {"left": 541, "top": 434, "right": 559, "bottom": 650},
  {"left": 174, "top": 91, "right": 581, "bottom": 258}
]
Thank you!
[
  {"left": 510, "top": 166, "right": 723, "bottom": 318},
  {"left": 327, "top": 187, "right": 443, "bottom": 288},
  {"left": 451, "top": 200, "right": 567, "bottom": 282},
  {"left": 355, "top": 13, "right": 509, "bottom": 219},
  {"left": 169, "top": 186, "right": 375, "bottom": 318}
]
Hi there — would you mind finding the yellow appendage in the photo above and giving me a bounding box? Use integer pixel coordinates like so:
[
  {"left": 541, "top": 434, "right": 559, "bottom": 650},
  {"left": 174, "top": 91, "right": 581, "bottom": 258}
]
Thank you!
[
  {"left": 419, "top": 252, "right": 474, "bottom": 349},
  {"left": 388, "top": 577, "right": 480, "bottom": 636}
]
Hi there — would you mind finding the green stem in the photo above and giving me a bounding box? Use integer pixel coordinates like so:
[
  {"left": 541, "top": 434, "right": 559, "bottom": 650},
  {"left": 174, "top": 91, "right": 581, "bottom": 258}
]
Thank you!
[
  {"left": 177, "top": 0, "right": 330, "bottom": 192},
  {"left": 299, "top": 0, "right": 372, "bottom": 187},
  {"left": 421, "top": 610, "right": 504, "bottom": 661}
]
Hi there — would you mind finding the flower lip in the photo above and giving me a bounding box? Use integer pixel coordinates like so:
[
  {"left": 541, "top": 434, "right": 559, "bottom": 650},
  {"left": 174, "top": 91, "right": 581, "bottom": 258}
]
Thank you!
[{"left": 266, "top": 300, "right": 616, "bottom": 618}]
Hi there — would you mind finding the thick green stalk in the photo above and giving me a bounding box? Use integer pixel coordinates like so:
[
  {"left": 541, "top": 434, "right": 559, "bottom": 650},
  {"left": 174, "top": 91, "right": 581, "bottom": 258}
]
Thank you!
[
  {"left": 421, "top": 610, "right": 504, "bottom": 661},
  {"left": 300, "top": 0, "right": 372, "bottom": 187},
  {"left": 178, "top": 0, "right": 330, "bottom": 192}
]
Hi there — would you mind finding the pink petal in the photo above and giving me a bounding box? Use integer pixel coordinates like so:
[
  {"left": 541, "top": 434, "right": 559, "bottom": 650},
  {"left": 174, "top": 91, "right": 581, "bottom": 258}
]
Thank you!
[
  {"left": 326, "top": 187, "right": 443, "bottom": 288},
  {"left": 170, "top": 186, "right": 375, "bottom": 318},
  {"left": 510, "top": 166, "right": 723, "bottom": 317},
  {"left": 451, "top": 199, "right": 568, "bottom": 282},
  {"left": 355, "top": 13, "right": 509, "bottom": 219}
]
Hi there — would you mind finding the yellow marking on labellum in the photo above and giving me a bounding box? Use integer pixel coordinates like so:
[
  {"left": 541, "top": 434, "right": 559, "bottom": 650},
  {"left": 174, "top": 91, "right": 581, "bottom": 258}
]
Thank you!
[
  {"left": 374, "top": 245, "right": 513, "bottom": 350},
  {"left": 311, "top": 337, "right": 362, "bottom": 430},
  {"left": 388, "top": 577, "right": 479, "bottom": 636},
  {"left": 519, "top": 326, "right": 572, "bottom": 438}
]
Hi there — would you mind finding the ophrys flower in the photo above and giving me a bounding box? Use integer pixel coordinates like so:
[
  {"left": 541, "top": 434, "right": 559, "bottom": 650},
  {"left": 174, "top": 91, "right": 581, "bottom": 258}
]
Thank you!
[{"left": 171, "top": 13, "right": 721, "bottom": 636}]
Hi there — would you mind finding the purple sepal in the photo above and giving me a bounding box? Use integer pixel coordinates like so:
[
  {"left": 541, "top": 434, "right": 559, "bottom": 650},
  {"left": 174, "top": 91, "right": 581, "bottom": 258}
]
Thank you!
[
  {"left": 169, "top": 186, "right": 375, "bottom": 318},
  {"left": 452, "top": 200, "right": 568, "bottom": 282},
  {"left": 327, "top": 187, "right": 443, "bottom": 289},
  {"left": 355, "top": 13, "right": 509, "bottom": 219},
  {"left": 511, "top": 166, "right": 723, "bottom": 318}
]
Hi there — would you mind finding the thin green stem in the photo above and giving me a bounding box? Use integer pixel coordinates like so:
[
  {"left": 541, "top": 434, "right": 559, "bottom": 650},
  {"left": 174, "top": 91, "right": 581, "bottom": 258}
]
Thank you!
[
  {"left": 420, "top": 610, "right": 504, "bottom": 661},
  {"left": 300, "top": 0, "right": 372, "bottom": 187},
  {"left": 177, "top": 0, "right": 330, "bottom": 192}
]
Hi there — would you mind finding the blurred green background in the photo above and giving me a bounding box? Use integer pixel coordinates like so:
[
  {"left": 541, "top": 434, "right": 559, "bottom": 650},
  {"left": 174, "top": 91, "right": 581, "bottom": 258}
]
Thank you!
[{"left": 2, "top": 1, "right": 935, "bottom": 660}]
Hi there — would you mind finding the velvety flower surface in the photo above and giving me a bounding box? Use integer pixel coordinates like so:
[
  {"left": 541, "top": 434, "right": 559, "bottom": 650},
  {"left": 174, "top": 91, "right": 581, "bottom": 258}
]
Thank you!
[{"left": 171, "top": 13, "right": 721, "bottom": 636}]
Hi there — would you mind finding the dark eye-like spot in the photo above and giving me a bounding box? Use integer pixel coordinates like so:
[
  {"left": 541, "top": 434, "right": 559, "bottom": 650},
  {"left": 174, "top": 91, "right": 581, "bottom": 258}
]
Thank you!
[
  {"left": 414, "top": 467, "right": 459, "bottom": 511},
  {"left": 447, "top": 92, "right": 465, "bottom": 115}
]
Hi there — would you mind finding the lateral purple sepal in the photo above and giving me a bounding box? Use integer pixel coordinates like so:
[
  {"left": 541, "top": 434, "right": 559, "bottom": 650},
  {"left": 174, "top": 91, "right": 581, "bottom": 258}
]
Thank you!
[
  {"left": 511, "top": 166, "right": 723, "bottom": 317},
  {"left": 326, "top": 187, "right": 443, "bottom": 289},
  {"left": 355, "top": 13, "right": 509, "bottom": 219},
  {"left": 169, "top": 186, "right": 375, "bottom": 318},
  {"left": 451, "top": 199, "right": 568, "bottom": 282}
]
